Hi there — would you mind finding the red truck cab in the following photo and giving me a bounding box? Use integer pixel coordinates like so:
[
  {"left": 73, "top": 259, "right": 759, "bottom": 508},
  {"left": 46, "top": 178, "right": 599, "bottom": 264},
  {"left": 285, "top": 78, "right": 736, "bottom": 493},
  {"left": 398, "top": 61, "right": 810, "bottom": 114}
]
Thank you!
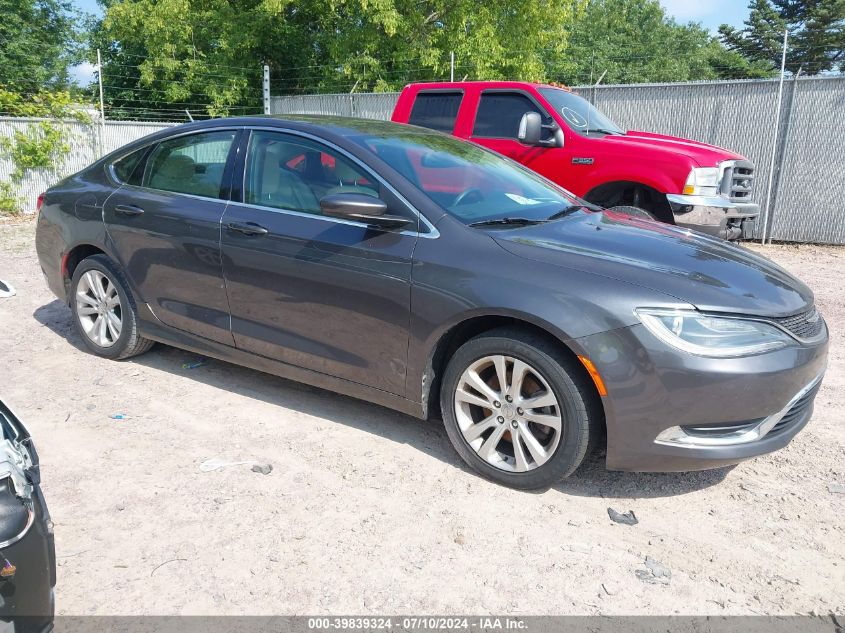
[{"left": 392, "top": 81, "right": 759, "bottom": 240}]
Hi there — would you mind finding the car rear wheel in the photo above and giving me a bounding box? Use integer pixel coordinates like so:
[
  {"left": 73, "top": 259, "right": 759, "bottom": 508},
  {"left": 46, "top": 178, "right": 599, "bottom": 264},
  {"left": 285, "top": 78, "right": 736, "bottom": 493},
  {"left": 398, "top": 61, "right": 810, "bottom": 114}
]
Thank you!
[
  {"left": 70, "top": 254, "right": 154, "bottom": 360},
  {"left": 440, "top": 327, "right": 599, "bottom": 489}
]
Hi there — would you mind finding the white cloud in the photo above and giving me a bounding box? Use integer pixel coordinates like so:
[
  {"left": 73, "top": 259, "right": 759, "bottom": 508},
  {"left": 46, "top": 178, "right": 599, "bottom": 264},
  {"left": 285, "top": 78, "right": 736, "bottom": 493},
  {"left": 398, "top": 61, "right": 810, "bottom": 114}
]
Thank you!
[{"left": 69, "top": 61, "right": 96, "bottom": 86}]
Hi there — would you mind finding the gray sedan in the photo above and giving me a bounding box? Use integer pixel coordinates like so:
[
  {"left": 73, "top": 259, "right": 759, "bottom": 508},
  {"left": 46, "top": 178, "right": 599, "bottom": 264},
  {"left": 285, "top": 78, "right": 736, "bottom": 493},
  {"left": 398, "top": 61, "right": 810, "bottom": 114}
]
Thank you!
[{"left": 34, "top": 116, "right": 828, "bottom": 489}]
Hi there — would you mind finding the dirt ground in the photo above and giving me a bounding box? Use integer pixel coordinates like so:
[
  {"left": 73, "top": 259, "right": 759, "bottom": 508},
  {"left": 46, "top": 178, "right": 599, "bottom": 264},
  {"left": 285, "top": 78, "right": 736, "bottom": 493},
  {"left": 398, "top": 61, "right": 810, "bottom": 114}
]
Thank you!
[{"left": 0, "top": 217, "right": 843, "bottom": 616}]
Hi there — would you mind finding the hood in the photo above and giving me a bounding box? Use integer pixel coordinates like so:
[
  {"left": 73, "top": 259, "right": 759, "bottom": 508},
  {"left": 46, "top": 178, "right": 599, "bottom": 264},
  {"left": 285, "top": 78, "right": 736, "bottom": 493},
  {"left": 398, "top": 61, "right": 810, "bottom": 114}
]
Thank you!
[
  {"left": 604, "top": 130, "right": 744, "bottom": 167},
  {"left": 492, "top": 210, "right": 813, "bottom": 318}
]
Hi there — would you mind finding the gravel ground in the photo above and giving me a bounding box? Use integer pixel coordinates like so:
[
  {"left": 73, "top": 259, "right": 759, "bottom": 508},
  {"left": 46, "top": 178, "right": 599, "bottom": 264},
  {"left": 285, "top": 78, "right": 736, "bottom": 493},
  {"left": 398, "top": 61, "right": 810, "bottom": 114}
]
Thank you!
[{"left": 0, "top": 217, "right": 843, "bottom": 616}]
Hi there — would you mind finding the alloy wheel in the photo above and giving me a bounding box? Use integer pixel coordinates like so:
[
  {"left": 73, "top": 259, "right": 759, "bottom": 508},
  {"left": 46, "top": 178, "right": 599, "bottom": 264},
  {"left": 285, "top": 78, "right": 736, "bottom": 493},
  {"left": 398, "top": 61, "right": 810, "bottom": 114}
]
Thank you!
[
  {"left": 453, "top": 355, "right": 562, "bottom": 472},
  {"left": 75, "top": 270, "right": 122, "bottom": 348}
]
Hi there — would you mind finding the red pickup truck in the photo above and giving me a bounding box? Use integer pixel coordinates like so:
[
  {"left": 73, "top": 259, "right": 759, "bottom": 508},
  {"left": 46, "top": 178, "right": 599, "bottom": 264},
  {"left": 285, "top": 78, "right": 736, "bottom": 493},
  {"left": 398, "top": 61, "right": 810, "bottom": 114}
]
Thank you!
[{"left": 391, "top": 81, "right": 759, "bottom": 240}]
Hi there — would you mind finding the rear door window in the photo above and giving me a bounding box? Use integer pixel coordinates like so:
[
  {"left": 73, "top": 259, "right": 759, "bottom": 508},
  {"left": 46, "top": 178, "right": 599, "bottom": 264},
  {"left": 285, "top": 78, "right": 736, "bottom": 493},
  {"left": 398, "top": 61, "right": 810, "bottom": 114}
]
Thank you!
[
  {"left": 472, "top": 92, "right": 547, "bottom": 139},
  {"left": 408, "top": 92, "right": 463, "bottom": 133},
  {"left": 143, "top": 130, "right": 237, "bottom": 199}
]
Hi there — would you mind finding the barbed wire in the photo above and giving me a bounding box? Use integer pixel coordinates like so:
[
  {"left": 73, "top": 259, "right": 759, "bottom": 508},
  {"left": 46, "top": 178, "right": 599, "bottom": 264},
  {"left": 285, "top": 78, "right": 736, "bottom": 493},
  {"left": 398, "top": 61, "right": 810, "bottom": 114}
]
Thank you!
[{"left": 3, "top": 36, "right": 843, "bottom": 122}]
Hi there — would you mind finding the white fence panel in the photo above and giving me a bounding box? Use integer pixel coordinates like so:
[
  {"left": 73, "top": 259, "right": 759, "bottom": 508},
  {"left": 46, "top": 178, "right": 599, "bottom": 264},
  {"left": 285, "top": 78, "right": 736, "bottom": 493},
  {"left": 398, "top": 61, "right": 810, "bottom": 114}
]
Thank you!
[{"left": 0, "top": 118, "right": 173, "bottom": 213}]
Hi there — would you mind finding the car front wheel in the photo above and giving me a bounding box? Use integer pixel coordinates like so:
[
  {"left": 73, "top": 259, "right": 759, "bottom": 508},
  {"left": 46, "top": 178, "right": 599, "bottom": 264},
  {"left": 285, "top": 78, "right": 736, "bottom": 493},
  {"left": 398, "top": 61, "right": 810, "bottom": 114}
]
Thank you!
[
  {"left": 70, "top": 254, "right": 154, "bottom": 360},
  {"left": 440, "top": 328, "right": 600, "bottom": 489}
]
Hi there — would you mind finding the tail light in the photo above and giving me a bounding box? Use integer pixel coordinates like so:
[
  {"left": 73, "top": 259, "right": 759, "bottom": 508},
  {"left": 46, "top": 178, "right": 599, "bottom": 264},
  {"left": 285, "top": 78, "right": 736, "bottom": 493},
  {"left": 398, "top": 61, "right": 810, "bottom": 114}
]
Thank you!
[{"left": 36, "top": 193, "right": 45, "bottom": 213}]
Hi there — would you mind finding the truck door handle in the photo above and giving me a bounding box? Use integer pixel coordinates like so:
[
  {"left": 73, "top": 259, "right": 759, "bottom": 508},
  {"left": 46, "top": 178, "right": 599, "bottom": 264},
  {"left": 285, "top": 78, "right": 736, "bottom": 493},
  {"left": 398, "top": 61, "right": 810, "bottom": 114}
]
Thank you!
[
  {"left": 115, "top": 204, "right": 145, "bottom": 216},
  {"left": 227, "top": 221, "right": 268, "bottom": 236}
]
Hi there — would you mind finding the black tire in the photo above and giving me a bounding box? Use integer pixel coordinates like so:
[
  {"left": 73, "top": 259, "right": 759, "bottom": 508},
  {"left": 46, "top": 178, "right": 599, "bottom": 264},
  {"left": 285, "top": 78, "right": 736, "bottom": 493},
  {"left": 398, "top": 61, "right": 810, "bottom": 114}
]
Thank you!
[
  {"left": 70, "top": 254, "right": 154, "bottom": 360},
  {"left": 440, "top": 327, "right": 601, "bottom": 490}
]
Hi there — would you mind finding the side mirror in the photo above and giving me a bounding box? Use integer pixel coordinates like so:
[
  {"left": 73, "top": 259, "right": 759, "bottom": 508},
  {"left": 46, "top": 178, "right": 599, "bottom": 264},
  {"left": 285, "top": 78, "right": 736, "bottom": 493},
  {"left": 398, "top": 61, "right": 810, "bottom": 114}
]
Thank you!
[
  {"left": 518, "top": 111, "right": 543, "bottom": 146},
  {"left": 320, "top": 193, "right": 411, "bottom": 230}
]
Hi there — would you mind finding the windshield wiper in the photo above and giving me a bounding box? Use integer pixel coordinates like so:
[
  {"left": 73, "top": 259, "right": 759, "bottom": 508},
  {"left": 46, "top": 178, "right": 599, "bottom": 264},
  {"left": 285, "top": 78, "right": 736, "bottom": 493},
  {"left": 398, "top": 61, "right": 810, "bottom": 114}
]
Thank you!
[
  {"left": 468, "top": 217, "right": 547, "bottom": 228},
  {"left": 545, "top": 204, "right": 590, "bottom": 221},
  {"left": 584, "top": 127, "right": 620, "bottom": 135}
]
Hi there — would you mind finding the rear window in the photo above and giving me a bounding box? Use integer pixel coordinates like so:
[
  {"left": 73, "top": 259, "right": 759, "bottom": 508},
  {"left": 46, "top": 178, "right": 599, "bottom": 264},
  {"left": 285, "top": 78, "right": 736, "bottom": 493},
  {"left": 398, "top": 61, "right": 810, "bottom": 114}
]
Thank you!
[
  {"left": 408, "top": 92, "right": 462, "bottom": 133},
  {"left": 111, "top": 147, "right": 147, "bottom": 185}
]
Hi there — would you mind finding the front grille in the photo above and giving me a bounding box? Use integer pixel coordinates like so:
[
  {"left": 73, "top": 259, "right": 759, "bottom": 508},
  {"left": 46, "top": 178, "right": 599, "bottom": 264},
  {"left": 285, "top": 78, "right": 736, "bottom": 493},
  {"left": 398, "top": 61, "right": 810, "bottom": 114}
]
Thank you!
[
  {"left": 721, "top": 160, "right": 755, "bottom": 201},
  {"left": 772, "top": 307, "right": 825, "bottom": 340},
  {"left": 768, "top": 383, "right": 820, "bottom": 437}
]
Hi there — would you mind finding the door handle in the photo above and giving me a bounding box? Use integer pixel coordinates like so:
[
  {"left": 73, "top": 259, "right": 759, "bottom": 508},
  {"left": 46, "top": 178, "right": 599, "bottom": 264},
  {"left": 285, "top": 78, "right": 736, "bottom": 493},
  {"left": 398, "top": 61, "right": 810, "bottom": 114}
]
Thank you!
[
  {"left": 115, "top": 204, "right": 145, "bottom": 216},
  {"left": 227, "top": 221, "right": 269, "bottom": 236}
]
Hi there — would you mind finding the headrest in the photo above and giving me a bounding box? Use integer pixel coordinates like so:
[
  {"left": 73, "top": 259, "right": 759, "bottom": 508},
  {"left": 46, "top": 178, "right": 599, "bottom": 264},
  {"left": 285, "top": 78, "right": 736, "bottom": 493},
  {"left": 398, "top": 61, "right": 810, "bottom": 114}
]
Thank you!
[{"left": 334, "top": 159, "right": 361, "bottom": 182}]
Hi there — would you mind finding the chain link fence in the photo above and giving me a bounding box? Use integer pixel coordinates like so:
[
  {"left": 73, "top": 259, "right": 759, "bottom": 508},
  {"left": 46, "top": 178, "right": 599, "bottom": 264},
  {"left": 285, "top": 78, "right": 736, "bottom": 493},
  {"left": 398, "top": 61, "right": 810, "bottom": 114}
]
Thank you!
[
  {"left": 0, "top": 118, "right": 173, "bottom": 212},
  {"left": 271, "top": 77, "right": 845, "bottom": 245},
  {"left": 2, "top": 78, "right": 842, "bottom": 244}
]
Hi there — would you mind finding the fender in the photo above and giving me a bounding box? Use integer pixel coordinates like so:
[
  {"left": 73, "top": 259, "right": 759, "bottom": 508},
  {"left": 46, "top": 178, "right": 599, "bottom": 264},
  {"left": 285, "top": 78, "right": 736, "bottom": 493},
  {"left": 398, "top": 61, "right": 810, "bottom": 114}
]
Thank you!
[
  {"left": 581, "top": 173, "right": 679, "bottom": 202},
  {"left": 410, "top": 306, "right": 596, "bottom": 418}
]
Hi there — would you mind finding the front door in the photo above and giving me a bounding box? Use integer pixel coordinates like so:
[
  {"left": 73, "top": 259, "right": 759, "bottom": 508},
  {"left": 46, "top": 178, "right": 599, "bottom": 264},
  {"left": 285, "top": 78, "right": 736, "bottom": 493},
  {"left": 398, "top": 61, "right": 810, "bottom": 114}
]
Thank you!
[
  {"left": 103, "top": 129, "right": 239, "bottom": 345},
  {"left": 220, "top": 130, "right": 418, "bottom": 395},
  {"left": 468, "top": 90, "right": 567, "bottom": 186}
]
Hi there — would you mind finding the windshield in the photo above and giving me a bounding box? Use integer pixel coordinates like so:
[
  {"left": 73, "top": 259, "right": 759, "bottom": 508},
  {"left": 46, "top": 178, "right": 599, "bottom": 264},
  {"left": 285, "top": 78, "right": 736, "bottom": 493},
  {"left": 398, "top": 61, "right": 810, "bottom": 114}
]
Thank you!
[
  {"left": 538, "top": 87, "right": 624, "bottom": 136},
  {"left": 349, "top": 129, "right": 582, "bottom": 225}
]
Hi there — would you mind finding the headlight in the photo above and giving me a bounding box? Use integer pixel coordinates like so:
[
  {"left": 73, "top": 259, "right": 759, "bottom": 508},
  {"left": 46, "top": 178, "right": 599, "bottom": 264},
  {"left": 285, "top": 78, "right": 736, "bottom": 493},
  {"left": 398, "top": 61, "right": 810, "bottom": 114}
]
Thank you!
[
  {"left": 636, "top": 309, "right": 794, "bottom": 357},
  {"left": 682, "top": 167, "right": 720, "bottom": 197}
]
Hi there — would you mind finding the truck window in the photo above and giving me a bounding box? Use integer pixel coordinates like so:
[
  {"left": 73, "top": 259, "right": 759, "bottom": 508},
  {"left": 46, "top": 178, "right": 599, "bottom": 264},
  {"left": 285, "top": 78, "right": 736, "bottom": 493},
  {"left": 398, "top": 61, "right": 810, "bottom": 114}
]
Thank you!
[
  {"left": 473, "top": 92, "right": 548, "bottom": 139},
  {"left": 408, "top": 92, "right": 463, "bottom": 133}
]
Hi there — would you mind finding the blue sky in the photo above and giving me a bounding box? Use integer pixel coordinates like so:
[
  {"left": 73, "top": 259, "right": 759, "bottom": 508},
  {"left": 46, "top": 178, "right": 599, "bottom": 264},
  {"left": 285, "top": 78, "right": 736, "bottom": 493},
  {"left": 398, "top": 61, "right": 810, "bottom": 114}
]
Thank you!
[
  {"left": 69, "top": 0, "right": 750, "bottom": 84},
  {"left": 73, "top": 0, "right": 101, "bottom": 16},
  {"left": 659, "top": 0, "right": 750, "bottom": 33}
]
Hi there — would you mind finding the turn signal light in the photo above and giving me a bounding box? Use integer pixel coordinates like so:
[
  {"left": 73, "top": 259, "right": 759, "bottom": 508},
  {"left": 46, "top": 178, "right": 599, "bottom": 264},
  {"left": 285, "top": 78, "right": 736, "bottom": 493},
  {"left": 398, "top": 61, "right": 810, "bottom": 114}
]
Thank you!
[{"left": 577, "top": 355, "right": 608, "bottom": 397}]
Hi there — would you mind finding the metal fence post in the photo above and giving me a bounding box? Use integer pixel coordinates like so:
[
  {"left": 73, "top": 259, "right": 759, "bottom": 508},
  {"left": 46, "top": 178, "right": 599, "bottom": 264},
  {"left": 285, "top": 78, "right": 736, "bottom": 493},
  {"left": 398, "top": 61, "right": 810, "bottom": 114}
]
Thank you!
[
  {"left": 96, "top": 49, "right": 106, "bottom": 157},
  {"left": 760, "top": 29, "right": 789, "bottom": 244},
  {"left": 766, "top": 67, "right": 803, "bottom": 244},
  {"left": 263, "top": 65, "right": 271, "bottom": 115}
]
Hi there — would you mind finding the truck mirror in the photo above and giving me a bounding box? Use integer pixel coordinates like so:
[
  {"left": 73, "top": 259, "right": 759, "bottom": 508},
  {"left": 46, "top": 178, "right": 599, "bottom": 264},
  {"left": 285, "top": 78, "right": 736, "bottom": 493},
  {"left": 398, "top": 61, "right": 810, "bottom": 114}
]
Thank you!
[{"left": 518, "top": 112, "right": 543, "bottom": 146}]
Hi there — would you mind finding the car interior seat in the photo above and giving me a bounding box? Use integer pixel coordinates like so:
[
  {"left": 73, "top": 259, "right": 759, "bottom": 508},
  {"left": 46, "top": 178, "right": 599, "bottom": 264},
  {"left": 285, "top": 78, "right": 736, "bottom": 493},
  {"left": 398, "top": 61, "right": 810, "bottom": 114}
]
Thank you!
[
  {"left": 149, "top": 153, "right": 220, "bottom": 198},
  {"left": 254, "top": 142, "right": 320, "bottom": 212},
  {"left": 325, "top": 159, "right": 379, "bottom": 198}
]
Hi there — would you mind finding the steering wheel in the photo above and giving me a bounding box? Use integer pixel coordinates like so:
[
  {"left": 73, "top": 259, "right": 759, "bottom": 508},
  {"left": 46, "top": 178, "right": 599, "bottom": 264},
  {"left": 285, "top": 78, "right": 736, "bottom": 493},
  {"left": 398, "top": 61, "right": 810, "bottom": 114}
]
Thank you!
[{"left": 453, "top": 188, "right": 484, "bottom": 206}]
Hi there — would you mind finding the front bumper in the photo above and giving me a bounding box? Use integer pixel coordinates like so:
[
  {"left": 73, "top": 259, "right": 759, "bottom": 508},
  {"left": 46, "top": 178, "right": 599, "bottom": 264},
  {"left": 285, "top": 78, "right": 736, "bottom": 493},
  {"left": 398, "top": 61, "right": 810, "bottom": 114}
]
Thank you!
[
  {"left": 666, "top": 194, "right": 759, "bottom": 240},
  {"left": 575, "top": 321, "right": 828, "bottom": 472}
]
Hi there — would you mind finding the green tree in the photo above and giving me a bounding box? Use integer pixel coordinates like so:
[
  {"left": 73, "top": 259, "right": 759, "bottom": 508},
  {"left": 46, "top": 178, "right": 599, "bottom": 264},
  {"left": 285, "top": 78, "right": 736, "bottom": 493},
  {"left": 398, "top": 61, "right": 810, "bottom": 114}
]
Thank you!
[
  {"left": 556, "top": 0, "right": 772, "bottom": 85},
  {"left": 0, "top": 0, "right": 85, "bottom": 92},
  {"left": 719, "top": 0, "right": 845, "bottom": 74},
  {"left": 92, "top": 0, "right": 581, "bottom": 118},
  {"left": 289, "top": 0, "right": 580, "bottom": 90}
]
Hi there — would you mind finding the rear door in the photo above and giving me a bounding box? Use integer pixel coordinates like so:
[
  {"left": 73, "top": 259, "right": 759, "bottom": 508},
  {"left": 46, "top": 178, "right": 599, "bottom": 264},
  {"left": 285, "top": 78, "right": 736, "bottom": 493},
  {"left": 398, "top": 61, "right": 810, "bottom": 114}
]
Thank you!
[
  {"left": 220, "top": 129, "right": 419, "bottom": 395},
  {"left": 103, "top": 128, "right": 240, "bottom": 345}
]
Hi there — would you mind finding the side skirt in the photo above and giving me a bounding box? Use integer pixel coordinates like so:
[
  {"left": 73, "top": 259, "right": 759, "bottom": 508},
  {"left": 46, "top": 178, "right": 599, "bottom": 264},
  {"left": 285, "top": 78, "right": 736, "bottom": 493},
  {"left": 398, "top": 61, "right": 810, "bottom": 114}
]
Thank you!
[{"left": 137, "top": 319, "right": 426, "bottom": 420}]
